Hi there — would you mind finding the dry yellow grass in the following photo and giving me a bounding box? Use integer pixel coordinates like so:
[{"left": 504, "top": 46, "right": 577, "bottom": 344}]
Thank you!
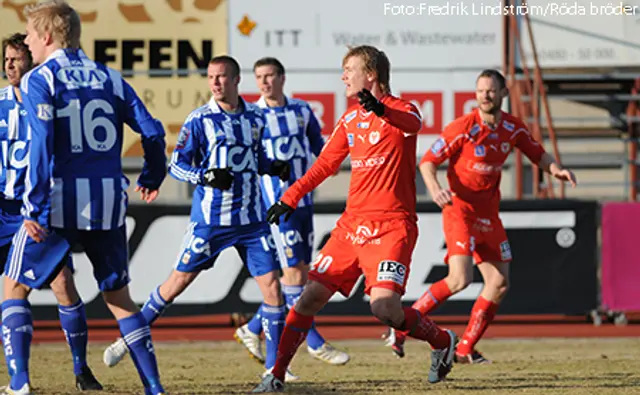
[{"left": 4, "top": 338, "right": 640, "bottom": 394}]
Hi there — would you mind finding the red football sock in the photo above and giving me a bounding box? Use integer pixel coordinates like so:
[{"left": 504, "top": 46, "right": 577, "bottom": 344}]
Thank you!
[
  {"left": 398, "top": 280, "right": 453, "bottom": 339},
  {"left": 413, "top": 280, "right": 454, "bottom": 315},
  {"left": 401, "top": 307, "right": 451, "bottom": 350},
  {"left": 272, "top": 308, "right": 314, "bottom": 382},
  {"left": 456, "top": 296, "right": 499, "bottom": 355}
]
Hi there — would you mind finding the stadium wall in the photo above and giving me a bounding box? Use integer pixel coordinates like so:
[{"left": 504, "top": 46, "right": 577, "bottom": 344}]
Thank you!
[{"left": 3, "top": 200, "right": 599, "bottom": 321}]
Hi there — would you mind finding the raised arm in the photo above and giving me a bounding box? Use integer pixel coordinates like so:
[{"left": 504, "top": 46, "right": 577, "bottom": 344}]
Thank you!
[{"left": 280, "top": 119, "right": 349, "bottom": 208}]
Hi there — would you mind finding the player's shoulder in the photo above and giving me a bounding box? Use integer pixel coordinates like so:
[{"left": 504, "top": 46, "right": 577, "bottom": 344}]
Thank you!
[
  {"left": 381, "top": 94, "right": 414, "bottom": 110},
  {"left": 285, "top": 97, "right": 312, "bottom": 110},
  {"left": 0, "top": 86, "right": 14, "bottom": 104},
  {"left": 20, "top": 62, "right": 49, "bottom": 93},
  {"left": 185, "top": 103, "right": 213, "bottom": 125},
  {"left": 243, "top": 100, "right": 265, "bottom": 119},
  {"left": 444, "top": 112, "right": 477, "bottom": 135},
  {"left": 500, "top": 111, "right": 527, "bottom": 132}
]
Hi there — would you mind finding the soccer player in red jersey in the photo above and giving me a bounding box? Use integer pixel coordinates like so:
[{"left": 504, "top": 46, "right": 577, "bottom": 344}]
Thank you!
[
  {"left": 384, "top": 69, "right": 577, "bottom": 364},
  {"left": 251, "top": 45, "right": 457, "bottom": 393}
]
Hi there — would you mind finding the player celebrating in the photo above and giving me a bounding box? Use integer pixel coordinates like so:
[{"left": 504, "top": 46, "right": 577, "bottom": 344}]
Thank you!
[
  {"left": 0, "top": 31, "right": 103, "bottom": 392},
  {"left": 384, "top": 69, "right": 577, "bottom": 363},
  {"left": 234, "top": 57, "right": 350, "bottom": 369},
  {"left": 252, "top": 45, "right": 457, "bottom": 393},
  {"left": 102, "top": 55, "right": 292, "bottom": 378},
  {"left": 2, "top": 2, "right": 168, "bottom": 394}
]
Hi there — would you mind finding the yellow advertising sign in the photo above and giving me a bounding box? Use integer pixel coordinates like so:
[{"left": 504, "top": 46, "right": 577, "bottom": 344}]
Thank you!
[{"left": 0, "top": 0, "right": 228, "bottom": 156}]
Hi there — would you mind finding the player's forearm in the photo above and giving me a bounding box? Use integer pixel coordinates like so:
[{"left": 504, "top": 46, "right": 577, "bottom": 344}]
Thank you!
[
  {"left": 168, "top": 153, "right": 205, "bottom": 185},
  {"left": 382, "top": 107, "right": 422, "bottom": 134},
  {"left": 537, "top": 152, "right": 563, "bottom": 175},
  {"left": 281, "top": 159, "right": 339, "bottom": 208},
  {"left": 420, "top": 161, "right": 444, "bottom": 196},
  {"left": 139, "top": 132, "right": 168, "bottom": 190}
]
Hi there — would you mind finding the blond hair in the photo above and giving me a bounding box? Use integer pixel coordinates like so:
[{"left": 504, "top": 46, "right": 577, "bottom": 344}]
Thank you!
[
  {"left": 25, "top": 0, "right": 81, "bottom": 49},
  {"left": 342, "top": 46, "right": 391, "bottom": 95}
]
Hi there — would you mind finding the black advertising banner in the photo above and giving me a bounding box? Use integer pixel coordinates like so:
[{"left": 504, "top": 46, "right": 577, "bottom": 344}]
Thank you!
[{"left": 25, "top": 200, "right": 599, "bottom": 320}]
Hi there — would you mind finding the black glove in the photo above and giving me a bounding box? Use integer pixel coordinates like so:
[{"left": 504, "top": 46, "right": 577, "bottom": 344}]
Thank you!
[
  {"left": 270, "top": 160, "right": 290, "bottom": 182},
  {"left": 203, "top": 168, "right": 233, "bottom": 190},
  {"left": 357, "top": 88, "right": 385, "bottom": 117},
  {"left": 266, "top": 201, "right": 294, "bottom": 225}
]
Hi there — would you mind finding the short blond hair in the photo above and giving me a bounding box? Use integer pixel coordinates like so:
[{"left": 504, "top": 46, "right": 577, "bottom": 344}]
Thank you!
[
  {"left": 25, "top": 0, "right": 81, "bottom": 49},
  {"left": 342, "top": 46, "right": 391, "bottom": 95}
]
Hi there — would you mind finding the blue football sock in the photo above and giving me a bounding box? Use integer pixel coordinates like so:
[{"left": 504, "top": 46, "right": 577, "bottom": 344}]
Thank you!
[
  {"left": 246, "top": 305, "right": 263, "bottom": 335},
  {"left": 1, "top": 299, "right": 32, "bottom": 390},
  {"left": 141, "top": 286, "right": 169, "bottom": 326},
  {"left": 118, "top": 312, "right": 164, "bottom": 394},
  {"left": 261, "top": 303, "right": 285, "bottom": 370},
  {"left": 283, "top": 284, "right": 325, "bottom": 350},
  {"left": 58, "top": 300, "right": 88, "bottom": 375}
]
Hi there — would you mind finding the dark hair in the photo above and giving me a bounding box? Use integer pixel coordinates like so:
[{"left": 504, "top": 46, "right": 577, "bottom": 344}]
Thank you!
[
  {"left": 209, "top": 55, "right": 240, "bottom": 78},
  {"left": 253, "top": 57, "right": 285, "bottom": 76},
  {"left": 477, "top": 69, "right": 506, "bottom": 90},
  {"left": 3, "top": 33, "right": 33, "bottom": 67}
]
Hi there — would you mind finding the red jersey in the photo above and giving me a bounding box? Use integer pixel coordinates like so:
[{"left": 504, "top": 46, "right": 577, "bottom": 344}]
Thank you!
[
  {"left": 421, "top": 109, "right": 545, "bottom": 213},
  {"left": 281, "top": 94, "right": 422, "bottom": 221}
]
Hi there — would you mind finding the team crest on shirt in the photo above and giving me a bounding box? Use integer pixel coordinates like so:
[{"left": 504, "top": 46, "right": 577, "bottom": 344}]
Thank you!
[
  {"left": 474, "top": 145, "right": 486, "bottom": 157},
  {"left": 501, "top": 142, "right": 511, "bottom": 153},
  {"left": 37, "top": 104, "right": 54, "bottom": 121},
  {"left": 176, "top": 127, "right": 190, "bottom": 149},
  {"left": 297, "top": 115, "right": 305, "bottom": 129},
  {"left": 252, "top": 125, "right": 261, "bottom": 141},
  {"left": 369, "top": 131, "right": 380, "bottom": 144}
]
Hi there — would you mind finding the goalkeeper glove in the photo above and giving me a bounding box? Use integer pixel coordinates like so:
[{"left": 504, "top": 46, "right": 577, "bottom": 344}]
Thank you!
[
  {"left": 203, "top": 168, "right": 233, "bottom": 190},
  {"left": 271, "top": 160, "right": 291, "bottom": 181},
  {"left": 266, "top": 201, "right": 294, "bottom": 225},
  {"left": 357, "top": 88, "right": 385, "bottom": 117}
]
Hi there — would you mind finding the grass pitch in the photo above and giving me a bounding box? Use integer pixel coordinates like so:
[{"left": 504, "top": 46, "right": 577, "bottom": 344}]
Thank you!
[{"left": 5, "top": 338, "right": 640, "bottom": 394}]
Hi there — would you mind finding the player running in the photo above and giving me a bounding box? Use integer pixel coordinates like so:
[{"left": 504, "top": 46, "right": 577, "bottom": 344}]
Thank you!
[
  {"left": 102, "top": 55, "right": 293, "bottom": 379},
  {"left": 383, "top": 69, "right": 577, "bottom": 363},
  {"left": 252, "top": 45, "right": 457, "bottom": 393},
  {"left": 234, "top": 57, "right": 350, "bottom": 368},
  {"left": 2, "top": 2, "right": 168, "bottom": 394},
  {"left": 0, "top": 31, "right": 103, "bottom": 392}
]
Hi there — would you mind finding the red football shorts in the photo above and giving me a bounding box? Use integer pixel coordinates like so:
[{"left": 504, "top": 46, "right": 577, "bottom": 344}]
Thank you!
[
  {"left": 308, "top": 213, "right": 418, "bottom": 297},
  {"left": 442, "top": 206, "right": 512, "bottom": 264}
]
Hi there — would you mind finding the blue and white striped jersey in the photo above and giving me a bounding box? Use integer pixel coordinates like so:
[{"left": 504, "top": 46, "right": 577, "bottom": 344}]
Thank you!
[
  {"left": 169, "top": 97, "right": 273, "bottom": 227},
  {"left": 0, "top": 86, "right": 29, "bottom": 205},
  {"left": 20, "top": 48, "right": 167, "bottom": 230},
  {"left": 256, "top": 96, "right": 324, "bottom": 208}
]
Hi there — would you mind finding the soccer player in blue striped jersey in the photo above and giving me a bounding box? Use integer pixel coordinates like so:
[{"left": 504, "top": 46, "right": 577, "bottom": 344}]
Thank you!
[
  {"left": 2, "top": 3, "right": 167, "bottom": 394},
  {"left": 0, "top": 31, "right": 103, "bottom": 393},
  {"left": 234, "top": 57, "right": 350, "bottom": 368},
  {"left": 102, "top": 55, "right": 291, "bottom": 378}
]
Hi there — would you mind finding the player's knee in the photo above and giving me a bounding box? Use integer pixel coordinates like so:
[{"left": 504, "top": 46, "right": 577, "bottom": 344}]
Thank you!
[
  {"left": 446, "top": 274, "right": 472, "bottom": 293},
  {"left": 488, "top": 276, "right": 509, "bottom": 300},
  {"left": 370, "top": 299, "right": 400, "bottom": 327},
  {"left": 50, "top": 268, "right": 79, "bottom": 306},
  {"left": 3, "top": 276, "right": 30, "bottom": 300}
]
